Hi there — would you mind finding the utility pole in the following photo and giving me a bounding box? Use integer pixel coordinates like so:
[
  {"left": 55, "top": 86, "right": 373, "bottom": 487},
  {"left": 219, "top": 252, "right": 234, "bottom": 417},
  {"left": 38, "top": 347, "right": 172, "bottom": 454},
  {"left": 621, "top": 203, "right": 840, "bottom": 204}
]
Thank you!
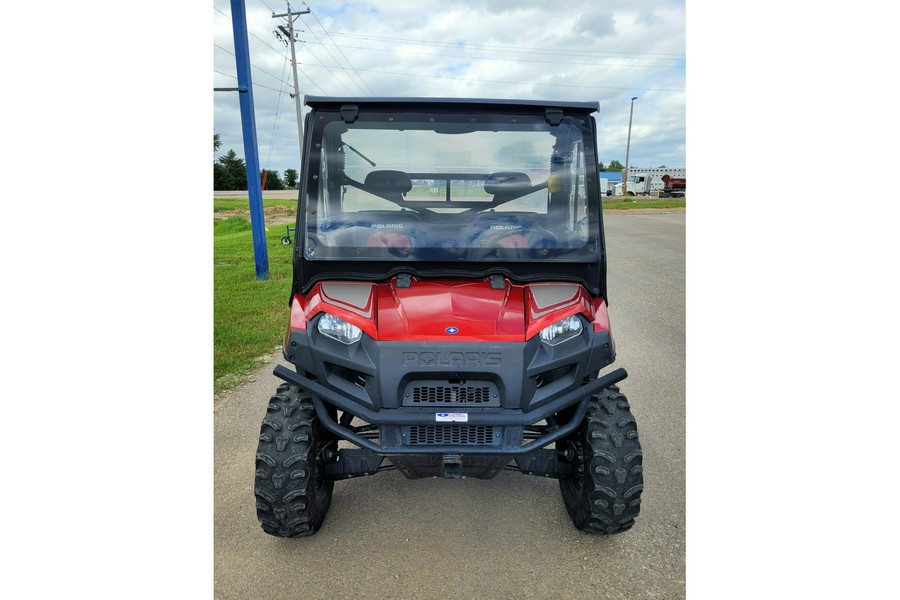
[
  {"left": 623, "top": 96, "right": 637, "bottom": 196},
  {"left": 273, "top": 3, "right": 310, "bottom": 159}
]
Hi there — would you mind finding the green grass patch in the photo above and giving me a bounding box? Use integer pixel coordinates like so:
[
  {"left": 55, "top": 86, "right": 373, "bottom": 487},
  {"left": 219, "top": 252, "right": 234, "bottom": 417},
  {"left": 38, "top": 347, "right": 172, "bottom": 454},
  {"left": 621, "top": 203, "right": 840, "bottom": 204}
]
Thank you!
[
  {"left": 214, "top": 216, "right": 253, "bottom": 234},
  {"left": 213, "top": 197, "right": 297, "bottom": 212},
  {"left": 214, "top": 216, "right": 294, "bottom": 394},
  {"left": 603, "top": 198, "right": 686, "bottom": 210}
]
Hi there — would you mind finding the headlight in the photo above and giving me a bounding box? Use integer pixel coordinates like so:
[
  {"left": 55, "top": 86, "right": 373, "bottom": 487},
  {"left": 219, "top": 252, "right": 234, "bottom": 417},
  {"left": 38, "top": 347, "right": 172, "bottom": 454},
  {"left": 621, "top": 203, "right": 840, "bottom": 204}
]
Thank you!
[
  {"left": 317, "top": 313, "right": 363, "bottom": 344},
  {"left": 539, "top": 315, "right": 583, "bottom": 346}
]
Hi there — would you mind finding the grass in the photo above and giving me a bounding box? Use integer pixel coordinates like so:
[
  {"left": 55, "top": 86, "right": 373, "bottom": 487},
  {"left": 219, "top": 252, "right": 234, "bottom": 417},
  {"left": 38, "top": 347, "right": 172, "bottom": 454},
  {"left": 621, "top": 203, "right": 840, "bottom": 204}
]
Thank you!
[
  {"left": 213, "top": 197, "right": 297, "bottom": 212},
  {"left": 214, "top": 216, "right": 294, "bottom": 395},
  {"left": 603, "top": 197, "right": 686, "bottom": 210}
]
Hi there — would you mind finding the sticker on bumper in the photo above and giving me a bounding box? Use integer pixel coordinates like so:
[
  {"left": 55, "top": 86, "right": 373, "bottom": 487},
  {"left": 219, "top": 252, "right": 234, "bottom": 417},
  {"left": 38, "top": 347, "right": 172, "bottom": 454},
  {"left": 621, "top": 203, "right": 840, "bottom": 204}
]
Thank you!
[{"left": 435, "top": 412, "right": 468, "bottom": 423}]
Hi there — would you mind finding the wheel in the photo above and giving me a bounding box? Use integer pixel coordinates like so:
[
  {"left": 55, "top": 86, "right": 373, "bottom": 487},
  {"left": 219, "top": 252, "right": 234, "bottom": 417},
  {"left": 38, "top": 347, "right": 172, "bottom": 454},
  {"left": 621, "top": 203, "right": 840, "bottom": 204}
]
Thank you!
[
  {"left": 281, "top": 236, "right": 292, "bottom": 245},
  {"left": 557, "top": 386, "right": 643, "bottom": 534},
  {"left": 255, "top": 383, "right": 335, "bottom": 537}
]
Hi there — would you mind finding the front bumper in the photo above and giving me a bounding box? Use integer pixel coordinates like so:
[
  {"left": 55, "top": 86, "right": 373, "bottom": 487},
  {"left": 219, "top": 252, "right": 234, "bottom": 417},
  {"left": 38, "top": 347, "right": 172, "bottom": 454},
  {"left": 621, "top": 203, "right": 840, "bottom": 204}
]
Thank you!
[
  {"left": 273, "top": 364, "right": 627, "bottom": 456},
  {"left": 279, "top": 316, "right": 621, "bottom": 457}
]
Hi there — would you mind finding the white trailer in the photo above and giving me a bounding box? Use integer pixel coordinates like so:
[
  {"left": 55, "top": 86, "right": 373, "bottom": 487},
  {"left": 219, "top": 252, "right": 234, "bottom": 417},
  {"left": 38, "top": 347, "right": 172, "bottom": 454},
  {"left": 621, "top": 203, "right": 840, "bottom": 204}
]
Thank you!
[
  {"left": 615, "top": 168, "right": 686, "bottom": 196},
  {"left": 600, "top": 177, "right": 611, "bottom": 196}
]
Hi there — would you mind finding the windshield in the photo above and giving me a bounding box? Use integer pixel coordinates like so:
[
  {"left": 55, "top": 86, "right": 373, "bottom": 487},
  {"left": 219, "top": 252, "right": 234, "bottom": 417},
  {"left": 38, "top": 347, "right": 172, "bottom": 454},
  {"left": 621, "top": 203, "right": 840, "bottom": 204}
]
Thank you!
[{"left": 304, "top": 111, "right": 599, "bottom": 263}]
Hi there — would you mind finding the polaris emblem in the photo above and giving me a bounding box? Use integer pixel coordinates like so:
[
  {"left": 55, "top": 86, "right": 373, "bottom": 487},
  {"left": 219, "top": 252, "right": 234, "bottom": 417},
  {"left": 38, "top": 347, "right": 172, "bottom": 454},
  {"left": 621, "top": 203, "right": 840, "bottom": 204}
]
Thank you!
[
  {"left": 371, "top": 223, "right": 404, "bottom": 229},
  {"left": 401, "top": 351, "right": 502, "bottom": 368},
  {"left": 490, "top": 224, "right": 522, "bottom": 230},
  {"left": 445, "top": 327, "right": 459, "bottom": 334}
]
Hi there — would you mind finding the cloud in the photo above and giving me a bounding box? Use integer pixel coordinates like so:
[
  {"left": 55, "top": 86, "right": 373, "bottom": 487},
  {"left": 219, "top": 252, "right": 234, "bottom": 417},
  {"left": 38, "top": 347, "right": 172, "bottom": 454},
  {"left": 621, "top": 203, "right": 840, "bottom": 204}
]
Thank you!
[
  {"left": 573, "top": 11, "right": 617, "bottom": 38},
  {"left": 213, "top": 0, "right": 685, "bottom": 176}
]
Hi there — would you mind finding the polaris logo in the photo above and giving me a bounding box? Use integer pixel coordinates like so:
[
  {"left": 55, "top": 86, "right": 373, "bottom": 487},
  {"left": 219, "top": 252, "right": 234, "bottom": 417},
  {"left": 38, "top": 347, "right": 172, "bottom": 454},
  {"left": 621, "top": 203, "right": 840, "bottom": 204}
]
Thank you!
[
  {"left": 402, "top": 351, "right": 502, "bottom": 368},
  {"left": 371, "top": 223, "right": 404, "bottom": 229},
  {"left": 490, "top": 224, "right": 522, "bottom": 230}
]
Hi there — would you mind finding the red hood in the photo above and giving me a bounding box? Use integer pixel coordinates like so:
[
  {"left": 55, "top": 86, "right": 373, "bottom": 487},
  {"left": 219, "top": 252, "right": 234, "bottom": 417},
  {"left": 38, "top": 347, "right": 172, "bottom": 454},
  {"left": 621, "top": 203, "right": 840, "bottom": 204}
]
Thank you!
[
  {"left": 295, "top": 278, "right": 603, "bottom": 342},
  {"left": 377, "top": 279, "right": 526, "bottom": 341}
]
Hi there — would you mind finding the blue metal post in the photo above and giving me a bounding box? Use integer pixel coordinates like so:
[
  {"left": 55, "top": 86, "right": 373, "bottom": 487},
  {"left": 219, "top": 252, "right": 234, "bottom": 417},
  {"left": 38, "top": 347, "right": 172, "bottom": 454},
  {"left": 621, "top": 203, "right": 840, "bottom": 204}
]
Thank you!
[{"left": 230, "top": 0, "right": 269, "bottom": 280}]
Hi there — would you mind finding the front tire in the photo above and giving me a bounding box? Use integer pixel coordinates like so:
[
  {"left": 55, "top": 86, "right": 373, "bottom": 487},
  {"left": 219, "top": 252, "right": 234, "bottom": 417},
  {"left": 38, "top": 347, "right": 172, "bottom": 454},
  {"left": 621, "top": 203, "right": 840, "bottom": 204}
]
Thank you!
[
  {"left": 255, "top": 384, "right": 334, "bottom": 537},
  {"left": 558, "top": 387, "right": 643, "bottom": 534}
]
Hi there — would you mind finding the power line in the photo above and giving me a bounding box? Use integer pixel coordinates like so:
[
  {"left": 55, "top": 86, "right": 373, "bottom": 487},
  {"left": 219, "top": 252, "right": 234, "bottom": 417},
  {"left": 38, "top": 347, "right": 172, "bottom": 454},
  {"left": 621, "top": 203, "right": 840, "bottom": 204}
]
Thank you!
[
  {"left": 213, "top": 69, "right": 294, "bottom": 95},
  {"left": 215, "top": 5, "right": 326, "bottom": 95},
  {"left": 214, "top": 43, "right": 293, "bottom": 86},
  {"left": 303, "top": 16, "right": 363, "bottom": 96},
  {"left": 293, "top": 12, "right": 367, "bottom": 95},
  {"left": 295, "top": 66, "right": 326, "bottom": 94},
  {"left": 305, "top": 29, "right": 685, "bottom": 59},
  {"left": 300, "top": 38, "right": 685, "bottom": 70},
  {"left": 302, "top": 3, "right": 376, "bottom": 96},
  {"left": 216, "top": 6, "right": 285, "bottom": 56},
  {"left": 263, "top": 52, "right": 292, "bottom": 171},
  {"left": 292, "top": 32, "right": 357, "bottom": 95},
  {"left": 215, "top": 50, "right": 326, "bottom": 95},
  {"left": 218, "top": 2, "right": 351, "bottom": 95},
  {"left": 293, "top": 64, "right": 685, "bottom": 93}
]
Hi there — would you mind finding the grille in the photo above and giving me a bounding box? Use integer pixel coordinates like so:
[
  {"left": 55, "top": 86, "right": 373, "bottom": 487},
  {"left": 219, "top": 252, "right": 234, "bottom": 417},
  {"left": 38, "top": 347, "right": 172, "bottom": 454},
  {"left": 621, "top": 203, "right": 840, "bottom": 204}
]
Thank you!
[
  {"left": 407, "top": 425, "right": 496, "bottom": 446},
  {"left": 412, "top": 385, "right": 492, "bottom": 404}
]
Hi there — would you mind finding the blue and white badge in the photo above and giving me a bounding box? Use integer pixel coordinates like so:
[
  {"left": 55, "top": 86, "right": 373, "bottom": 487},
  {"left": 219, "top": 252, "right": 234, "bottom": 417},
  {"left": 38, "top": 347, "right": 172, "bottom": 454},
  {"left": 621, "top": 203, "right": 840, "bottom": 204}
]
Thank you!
[
  {"left": 436, "top": 412, "right": 468, "bottom": 423},
  {"left": 445, "top": 326, "right": 459, "bottom": 334}
]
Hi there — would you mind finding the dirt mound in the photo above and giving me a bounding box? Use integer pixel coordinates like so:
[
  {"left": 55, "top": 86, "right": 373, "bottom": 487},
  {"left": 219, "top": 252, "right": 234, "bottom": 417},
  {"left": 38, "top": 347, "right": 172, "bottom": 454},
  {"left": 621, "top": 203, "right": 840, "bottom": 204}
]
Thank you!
[{"left": 215, "top": 205, "right": 296, "bottom": 226}]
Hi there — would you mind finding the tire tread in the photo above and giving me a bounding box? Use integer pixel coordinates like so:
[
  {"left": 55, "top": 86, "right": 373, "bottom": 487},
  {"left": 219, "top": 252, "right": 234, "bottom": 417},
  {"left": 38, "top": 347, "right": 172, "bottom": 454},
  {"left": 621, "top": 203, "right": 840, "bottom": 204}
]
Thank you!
[
  {"left": 254, "top": 383, "right": 334, "bottom": 537},
  {"left": 559, "top": 387, "right": 643, "bottom": 534}
]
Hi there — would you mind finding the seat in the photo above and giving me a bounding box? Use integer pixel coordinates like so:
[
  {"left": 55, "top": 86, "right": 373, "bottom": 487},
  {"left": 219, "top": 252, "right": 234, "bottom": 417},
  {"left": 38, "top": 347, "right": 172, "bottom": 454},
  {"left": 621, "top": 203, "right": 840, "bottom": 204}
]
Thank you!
[
  {"left": 483, "top": 171, "right": 532, "bottom": 197},
  {"left": 469, "top": 210, "right": 558, "bottom": 250},
  {"left": 364, "top": 170, "right": 412, "bottom": 202},
  {"left": 366, "top": 231, "right": 412, "bottom": 249},
  {"left": 356, "top": 209, "right": 422, "bottom": 248}
]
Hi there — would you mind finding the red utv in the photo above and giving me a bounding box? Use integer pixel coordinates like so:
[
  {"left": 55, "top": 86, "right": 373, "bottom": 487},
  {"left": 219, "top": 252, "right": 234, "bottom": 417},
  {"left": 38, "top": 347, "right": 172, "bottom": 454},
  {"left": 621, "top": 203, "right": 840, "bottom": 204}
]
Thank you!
[{"left": 255, "top": 97, "right": 643, "bottom": 537}]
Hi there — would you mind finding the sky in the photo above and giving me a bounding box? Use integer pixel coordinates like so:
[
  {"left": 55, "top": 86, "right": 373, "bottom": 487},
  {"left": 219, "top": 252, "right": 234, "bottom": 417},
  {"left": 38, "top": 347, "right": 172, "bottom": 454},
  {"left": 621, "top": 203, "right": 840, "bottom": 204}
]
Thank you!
[{"left": 213, "top": 0, "right": 686, "bottom": 178}]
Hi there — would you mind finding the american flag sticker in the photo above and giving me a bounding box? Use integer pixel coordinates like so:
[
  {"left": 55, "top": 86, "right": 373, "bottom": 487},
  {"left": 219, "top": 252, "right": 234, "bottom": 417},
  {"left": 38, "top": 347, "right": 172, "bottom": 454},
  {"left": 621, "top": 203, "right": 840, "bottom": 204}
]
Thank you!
[{"left": 435, "top": 412, "right": 468, "bottom": 423}]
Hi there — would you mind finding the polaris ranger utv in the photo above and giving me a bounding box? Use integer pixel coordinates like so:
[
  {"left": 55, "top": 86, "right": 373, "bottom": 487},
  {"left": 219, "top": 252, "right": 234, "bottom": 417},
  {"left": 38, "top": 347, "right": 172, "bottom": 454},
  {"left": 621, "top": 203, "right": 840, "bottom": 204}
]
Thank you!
[{"left": 255, "top": 97, "right": 643, "bottom": 537}]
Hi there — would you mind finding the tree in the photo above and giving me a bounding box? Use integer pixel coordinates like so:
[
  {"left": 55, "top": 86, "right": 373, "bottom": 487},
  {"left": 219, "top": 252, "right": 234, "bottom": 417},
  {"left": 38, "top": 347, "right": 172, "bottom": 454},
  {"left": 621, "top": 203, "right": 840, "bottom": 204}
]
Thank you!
[
  {"left": 607, "top": 160, "right": 624, "bottom": 172},
  {"left": 261, "top": 169, "right": 285, "bottom": 190},
  {"left": 214, "top": 162, "right": 235, "bottom": 190},
  {"left": 284, "top": 168, "right": 298, "bottom": 188},
  {"left": 214, "top": 132, "right": 221, "bottom": 154},
  {"left": 597, "top": 161, "right": 606, "bottom": 171},
  {"left": 217, "top": 150, "right": 247, "bottom": 190}
]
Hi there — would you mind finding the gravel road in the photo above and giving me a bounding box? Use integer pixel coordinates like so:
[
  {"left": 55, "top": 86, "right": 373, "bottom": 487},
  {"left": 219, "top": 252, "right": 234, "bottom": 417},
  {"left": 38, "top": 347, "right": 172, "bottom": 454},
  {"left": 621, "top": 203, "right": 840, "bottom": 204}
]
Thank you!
[{"left": 214, "top": 211, "right": 685, "bottom": 599}]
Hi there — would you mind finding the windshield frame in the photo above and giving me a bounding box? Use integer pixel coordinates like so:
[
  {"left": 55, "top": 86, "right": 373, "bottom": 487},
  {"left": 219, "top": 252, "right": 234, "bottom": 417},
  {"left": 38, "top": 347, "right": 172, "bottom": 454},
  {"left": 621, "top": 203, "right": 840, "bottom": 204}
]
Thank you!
[{"left": 294, "top": 99, "right": 608, "bottom": 297}]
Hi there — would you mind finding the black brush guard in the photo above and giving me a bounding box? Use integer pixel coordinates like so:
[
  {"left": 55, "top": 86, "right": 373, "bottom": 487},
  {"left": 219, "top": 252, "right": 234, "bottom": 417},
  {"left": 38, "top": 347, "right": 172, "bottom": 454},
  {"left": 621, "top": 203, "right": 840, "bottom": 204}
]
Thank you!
[{"left": 273, "top": 364, "right": 627, "bottom": 456}]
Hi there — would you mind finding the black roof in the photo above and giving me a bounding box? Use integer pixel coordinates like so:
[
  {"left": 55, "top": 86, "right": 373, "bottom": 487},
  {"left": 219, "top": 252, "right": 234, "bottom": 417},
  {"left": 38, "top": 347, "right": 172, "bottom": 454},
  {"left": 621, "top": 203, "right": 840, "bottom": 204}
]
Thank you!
[{"left": 304, "top": 96, "right": 599, "bottom": 112}]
